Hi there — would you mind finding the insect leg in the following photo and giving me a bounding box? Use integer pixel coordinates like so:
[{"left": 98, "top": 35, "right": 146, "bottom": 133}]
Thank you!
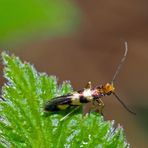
[
  {"left": 94, "top": 99, "right": 105, "bottom": 116},
  {"left": 60, "top": 106, "right": 80, "bottom": 121},
  {"left": 82, "top": 99, "right": 105, "bottom": 116},
  {"left": 82, "top": 102, "right": 93, "bottom": 116}
]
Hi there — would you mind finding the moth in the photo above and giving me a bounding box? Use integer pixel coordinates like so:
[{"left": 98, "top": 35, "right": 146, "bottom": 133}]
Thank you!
[{"left": 44, "top": 42, "right": 136, "bottom": 117}]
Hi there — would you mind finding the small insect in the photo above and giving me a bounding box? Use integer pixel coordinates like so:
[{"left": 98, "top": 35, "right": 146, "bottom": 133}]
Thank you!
[{"left": 44, "top": 42, "right": 136, "bottom": 117}]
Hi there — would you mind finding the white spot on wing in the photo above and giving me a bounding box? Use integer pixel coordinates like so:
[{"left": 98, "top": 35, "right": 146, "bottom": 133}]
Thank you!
[
  {"left": 83, "top": 89, "right": 92, "bottom": 97},
  {"left": 83, "top": 89, "right": 93, "bottom": 101}
]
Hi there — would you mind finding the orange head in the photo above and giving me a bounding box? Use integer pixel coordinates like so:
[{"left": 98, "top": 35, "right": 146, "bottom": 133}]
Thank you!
[{"left": 102, "top": 83, "right": 115, "bottom": 95}]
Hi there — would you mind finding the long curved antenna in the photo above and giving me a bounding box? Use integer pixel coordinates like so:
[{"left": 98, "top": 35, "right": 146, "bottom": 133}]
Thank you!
[
  {"left": 112, "top": 92, "right": 136, "bottom": 115},
  {"left": 111, "top": 42, "right": 128, "bottom": 83}
]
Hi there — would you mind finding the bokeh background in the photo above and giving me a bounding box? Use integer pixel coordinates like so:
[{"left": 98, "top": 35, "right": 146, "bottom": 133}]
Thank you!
[{"left": 0, "top": 0, "right": 148, "bottom": 147}]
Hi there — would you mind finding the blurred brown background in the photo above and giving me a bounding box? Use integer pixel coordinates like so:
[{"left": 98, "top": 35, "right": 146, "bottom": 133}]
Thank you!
[{"left": 0, "top": 0, "right": 148, "bottom": 147}]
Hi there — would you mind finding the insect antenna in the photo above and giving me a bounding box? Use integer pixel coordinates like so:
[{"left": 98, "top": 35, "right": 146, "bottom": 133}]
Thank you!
[
  {"left": 111, "top": 42, "right": 128, "bottom": 84},
  {"left": 112, "top": 92, "right": 136, "bottom": 115},
  {"left": 111, "top": 42, "right": 136, "bottom": 115}
]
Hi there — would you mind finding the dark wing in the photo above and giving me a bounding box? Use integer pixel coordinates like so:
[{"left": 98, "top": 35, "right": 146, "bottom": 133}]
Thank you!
[{"left": 44, "top": 94, "right": 73, "bottom": 111}]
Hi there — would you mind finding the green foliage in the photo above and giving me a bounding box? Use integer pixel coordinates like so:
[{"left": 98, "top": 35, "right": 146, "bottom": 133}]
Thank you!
[
  {"left": 0, "top": 52, "right": 129, "bottom": 148},
  {"left": 0, "top": 0, "right": 79, "bottom": 46}
]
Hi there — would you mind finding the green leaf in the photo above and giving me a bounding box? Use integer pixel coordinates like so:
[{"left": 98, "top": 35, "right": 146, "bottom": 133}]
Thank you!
[
  {"left": 0, "top": 52, "right": 129, "bottom": 148},
  {"left": 0, "top": 0, "right": 79, "bottom": 47}
]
